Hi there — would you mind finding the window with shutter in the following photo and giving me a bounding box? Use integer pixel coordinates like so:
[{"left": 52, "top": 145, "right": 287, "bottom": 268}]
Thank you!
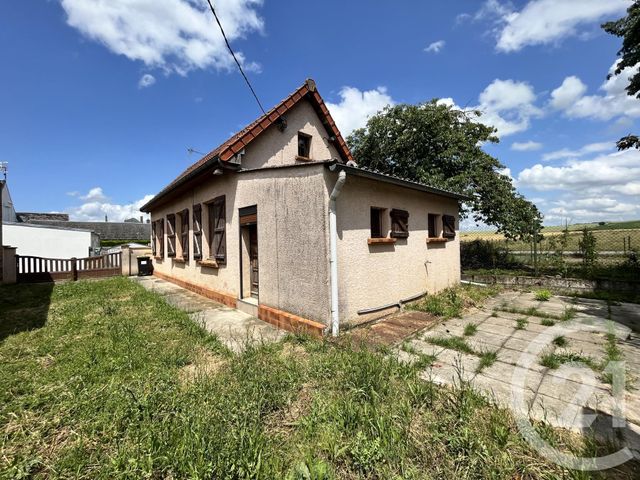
[
  {"left": 390, "top": 209, "right": 409, "bottom": 238},
  {"left": 158, "top": 220, "right": 164, "bottom": 256},
  {"left": 151, "top": 221, "right": 157, "bottom": 256},
  {"left": 180, "top": 208, "right": 189, "bottom": 259},
  {"left": 193, "top": 204, "right": 202, "bottom": 260},
  {"left": 167, "top": 214, "right": 176, "bottom": 257},
  {"left": 428, "top": 213, "right": 440, "bottom": 238},
  {"left": 208, "top": 196, "right": 226, "bottom": 264},
  {"left": 370, "top": 207, "right": 384, "bottom": 238},
  {"left": 442, "top": 215, "right": 456, "bottom": 239}
]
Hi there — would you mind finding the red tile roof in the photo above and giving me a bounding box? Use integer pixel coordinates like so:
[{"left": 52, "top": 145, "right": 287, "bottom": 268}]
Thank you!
[{"left": 142, "top": 79, "right": 353, "bottom": 211}]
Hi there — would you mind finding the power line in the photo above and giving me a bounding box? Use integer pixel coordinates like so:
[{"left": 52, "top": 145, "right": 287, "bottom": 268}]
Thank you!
[{"left": 205, "top": 0, "right": 267, "bottom": 116}]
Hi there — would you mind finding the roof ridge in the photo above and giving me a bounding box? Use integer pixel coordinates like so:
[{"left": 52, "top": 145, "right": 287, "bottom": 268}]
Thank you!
[{"left": 142, "top": 79, "right": 352, "bottom": 212}]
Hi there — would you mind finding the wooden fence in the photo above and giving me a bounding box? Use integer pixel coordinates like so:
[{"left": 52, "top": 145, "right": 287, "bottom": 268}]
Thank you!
[{"left": 16, "top": 252, "right": 122, "bottom": 283}]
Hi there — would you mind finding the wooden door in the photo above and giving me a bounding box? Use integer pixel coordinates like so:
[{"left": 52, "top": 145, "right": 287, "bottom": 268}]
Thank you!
[{"left": 249, "top": 225, "right": 259, "bottom": 297}]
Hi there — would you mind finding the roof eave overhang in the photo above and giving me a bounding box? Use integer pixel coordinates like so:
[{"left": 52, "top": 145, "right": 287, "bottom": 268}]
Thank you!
[
  {"left": 140, "top": 155, "right": 231, "bottom": 212},
  {"left": 328, "top": 163, "right": 471, "bottom": 201}
]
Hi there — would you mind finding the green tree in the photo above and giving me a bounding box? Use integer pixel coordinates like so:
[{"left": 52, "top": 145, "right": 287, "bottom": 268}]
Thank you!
[
  {"left": 347, "top": 101, "right": 542, "bottom": 240},
  {"left": 602, "top": 1, "right": 640, "bottom": 150}
]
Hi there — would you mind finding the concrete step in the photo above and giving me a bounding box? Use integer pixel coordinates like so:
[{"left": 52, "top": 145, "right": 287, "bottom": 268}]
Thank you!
[{"left": 236, "top": 297, "right": 259, "bottom": 317}]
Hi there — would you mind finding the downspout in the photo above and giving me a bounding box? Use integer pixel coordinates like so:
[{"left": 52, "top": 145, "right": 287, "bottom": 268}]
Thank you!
[{"left": 329, "top": 168, "right": 347, "bottom": 336}]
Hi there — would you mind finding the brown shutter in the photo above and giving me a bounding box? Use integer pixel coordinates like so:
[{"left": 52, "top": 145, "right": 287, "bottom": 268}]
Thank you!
[
  {"left": 193, "top": 204, "right": 202, "bottom": 259},
  {"left": 442, "top": 215, "right": 456, "bottom": 239},
  {"left": 213, "top": 196, "right": 226, "bottom": 263}
]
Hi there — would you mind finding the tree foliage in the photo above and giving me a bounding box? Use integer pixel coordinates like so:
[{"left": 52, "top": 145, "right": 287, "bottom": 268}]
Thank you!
[
  {"left": 347, "top": 101, "right": 542, "bottom": 240},
  {"left": 602, "top": 1, "right": 640, "bottom": 150}
]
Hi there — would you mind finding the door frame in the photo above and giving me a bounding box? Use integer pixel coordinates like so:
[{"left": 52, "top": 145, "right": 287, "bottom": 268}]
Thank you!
[{"left": 238, "top": 205, "right": 258, "bottom": 301}]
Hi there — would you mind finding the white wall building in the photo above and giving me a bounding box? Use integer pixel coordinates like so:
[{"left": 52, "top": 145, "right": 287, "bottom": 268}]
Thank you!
[{"left": 3, "top": 223, "right": 99, "bottom": 258}]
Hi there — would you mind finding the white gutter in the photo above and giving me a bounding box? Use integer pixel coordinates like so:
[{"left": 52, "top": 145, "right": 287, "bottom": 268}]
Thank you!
[{"left": 329, "top": 169, "right": 347, "bottom": 336}]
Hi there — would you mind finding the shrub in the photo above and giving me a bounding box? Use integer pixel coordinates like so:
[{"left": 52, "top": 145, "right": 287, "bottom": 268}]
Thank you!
[
  {"left": 534, "top": 289, "right": 552, "bottom": 301},
  {"left": 460, "top": 240, "right": 522, "bottom": 270}
]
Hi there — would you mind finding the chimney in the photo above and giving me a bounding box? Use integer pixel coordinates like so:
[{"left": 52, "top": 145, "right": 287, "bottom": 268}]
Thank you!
[
  {"left": 140, "top": 216, "right": 143, "bottom": 223},
  {"left": 104, "top": 215, "right": 108, "bottom": 222}
]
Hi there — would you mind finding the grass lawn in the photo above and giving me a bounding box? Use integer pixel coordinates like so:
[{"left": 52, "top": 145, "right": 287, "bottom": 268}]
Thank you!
[{"left": 0, "top": 278, "right": 634, "bottom": 478}]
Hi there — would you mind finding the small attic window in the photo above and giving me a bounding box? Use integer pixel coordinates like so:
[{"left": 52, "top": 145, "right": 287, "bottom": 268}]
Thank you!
[{"left": 298, "top": 132, "right": 311, "bottom": 158}]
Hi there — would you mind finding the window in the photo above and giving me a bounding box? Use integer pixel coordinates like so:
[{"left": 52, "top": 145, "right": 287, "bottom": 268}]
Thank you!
[
  {"left": 297, "top": 132, "right": 311, "bottom": 158},
  {"left": 158, "top": 219, "right": 165, "bottom": 258},
  {"left": 370, "top": 207, "right": 384, "bottom": 238},
  {"left": 442, "top": 215, "right": 456, "bottom": 239},
  {"left": 167, "top": 214, "right": 176, "bottom": 257},
  {"left": 208, "top": 196, "right": 226, "bottom": 264},
  {"left": 390, "top": 209, "right": 409, "bottom": 238},
  {"left": 180, "top": 208, "right": 189, "bottom": 259},
  {"left": 428, "top": 214, "right": 440, "bottom": 238},
  {"left": 151, "top": 221, "right": 157, "bottom": 256},
  {"left": 193, "top": 204, "right": 202, "bottom": 260}
]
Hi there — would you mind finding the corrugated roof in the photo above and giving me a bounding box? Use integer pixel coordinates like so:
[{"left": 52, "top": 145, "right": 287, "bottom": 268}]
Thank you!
[{"left": 328, "top": 163, "right": 470, "bottom": 201}]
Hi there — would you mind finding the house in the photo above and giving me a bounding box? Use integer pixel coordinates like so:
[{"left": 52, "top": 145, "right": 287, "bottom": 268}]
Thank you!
[
  {"left": 1, "top": 182, "right": 100, "bottom": 258},
  {"left": 141, "top": 79, "right": 465, "bottom": 336}
]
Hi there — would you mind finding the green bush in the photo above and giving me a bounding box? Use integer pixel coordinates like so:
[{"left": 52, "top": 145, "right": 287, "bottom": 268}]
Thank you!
[{"left": 460, "top": 240, "right": 522, "bottom": 270}]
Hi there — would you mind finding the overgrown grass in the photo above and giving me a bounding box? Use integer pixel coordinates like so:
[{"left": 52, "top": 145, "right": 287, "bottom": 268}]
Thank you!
[
  {"left": 534, "top": 289, "right": 552, "bottom": 301},
  {"left": 463, "top": 323, "right": 478, "bottom": 336},
  {"left": 516, "top": 317, "right": 529, "bottom": 330},
  {"left": 553, "top": 336, "right": 568, "bottom": 347},
  {"left": 0, "top": 278, "right": 634, "bottom": 478},
  {"left": 477, "top": 351, "right": 498, "bottom": 373},
  {"left": 497, "top": 304, "right": 576, "bottom": 322},
  {"left": 409, "top": 284, "right": 502, "bottom": 319},
  {"left": 426, "top": 335, "right": 498, "bottom": 374},
  {"left": 540, "top": 352, "right": 600, "bottom": 371}
]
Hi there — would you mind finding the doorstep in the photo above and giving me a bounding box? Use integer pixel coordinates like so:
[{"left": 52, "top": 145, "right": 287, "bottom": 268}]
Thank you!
[{"left": 237, "top": 297, "right": 259, "bottom": 317}]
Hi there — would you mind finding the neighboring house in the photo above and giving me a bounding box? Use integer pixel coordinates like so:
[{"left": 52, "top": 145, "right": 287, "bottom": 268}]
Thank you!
[
  {"left": 1, "top": 182, "right": 99, "bottom": 258},
  {"left": 3, "top": 222, "right": 99, "bottom": 258},
  {"left": 21, "top": 219, "right": 150, "bottom": 243},
  {"left": 141, "top": 79, "right": 465, "bottom": 336}
]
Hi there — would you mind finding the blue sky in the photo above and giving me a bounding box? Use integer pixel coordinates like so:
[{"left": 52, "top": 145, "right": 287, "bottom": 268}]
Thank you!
[{"left": 1, "top": 0, "right": 638, "bottom": 226}]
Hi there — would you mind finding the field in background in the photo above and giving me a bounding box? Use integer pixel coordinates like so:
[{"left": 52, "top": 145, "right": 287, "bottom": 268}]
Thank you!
[
  {"left": 461, "top": 220, "right": 640, "bottom": 253},
  {"left": 460, "top": 220, "right": 640, "bottom": 281}
]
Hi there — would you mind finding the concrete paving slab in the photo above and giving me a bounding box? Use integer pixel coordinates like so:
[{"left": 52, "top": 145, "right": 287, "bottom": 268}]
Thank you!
[
  {"left": 412, "top": 290, "right": 640, "bottom": 446},
  {"left": 132, "top": 276, "right": 284, "bottom": 352}
]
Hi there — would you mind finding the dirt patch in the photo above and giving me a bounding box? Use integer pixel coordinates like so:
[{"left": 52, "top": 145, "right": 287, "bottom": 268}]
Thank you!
[
  {"left": 280, "top": 343, "right": 308, "bottom": 360},
  {"left": 265, "top": 382, "right": 314, "bottom": 436},
  {"left": 179, "top": 347, "right": 226, "bottom": 384}
]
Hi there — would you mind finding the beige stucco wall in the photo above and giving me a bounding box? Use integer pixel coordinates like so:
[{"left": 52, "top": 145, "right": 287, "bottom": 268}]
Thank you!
[
  {"left": 150, "top": 164, "right": 331, "bottom": 324},
  {"left": 330, "top": 172, "right": 461, "bottom": 325},
  {"left": 240, "top": 101, "right": 341, "bottom": 169}
]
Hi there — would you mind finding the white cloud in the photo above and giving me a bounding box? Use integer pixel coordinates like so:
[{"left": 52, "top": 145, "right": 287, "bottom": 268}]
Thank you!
[
  {"left": 424, "top": 40, "right": 445, "bottom": 53},
  {"left": 326, "top": 86, "right": 395, "bottom": 137},
  {"left": 542, "top": 141, "right": 613, "bottom": 162},
  {"left": 138, "top": 73, "right": 156, "bottom": 88},
  {"left": 440, "top": 79, "right": 543, "bottom": 137},
  {"left": 550, "top": 76, "right": 587, "bottom": 110},
  {"left": 59, "top": 0, "right": 264, "bottom": 75},
  {"left": 80, "top": 187, "right": 108, "bottom": 202},
  {"left": 554, "top": 62, "right": 640, "bottom": 121},
  {"left": 519, "top": 149, "right": 640, "bottom": 192},
  {"left": 511, "top": 141, "right": 542, "bottom": 151},
  {"left": 477, "top": 0, "right": 629, "bottom": 53},
  {"left": 518, "top": 148, "right": 640, "bottom": 223},
  {"left": 67, "top": 188, "right": 153, "bottom": 222}
]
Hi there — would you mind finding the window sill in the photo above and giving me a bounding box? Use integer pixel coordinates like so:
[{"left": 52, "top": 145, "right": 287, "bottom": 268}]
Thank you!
[
  {"left": 368, "top": 237, "right": 397, "bottom": 245},
  {"left": 198, "top": 259, "right": 219, "bottom": 268},
  {"left": 173, "top": 257, "right": 187, "bottom": 264},
  {"left": 295, "top": 155, "right": 313, "bottom": 162},
  {"left": 426, "top": 237, "right": 448, "bottom": 244},
  {"left": 153, "top": 256, "right": 163, "bottom": 261}
]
